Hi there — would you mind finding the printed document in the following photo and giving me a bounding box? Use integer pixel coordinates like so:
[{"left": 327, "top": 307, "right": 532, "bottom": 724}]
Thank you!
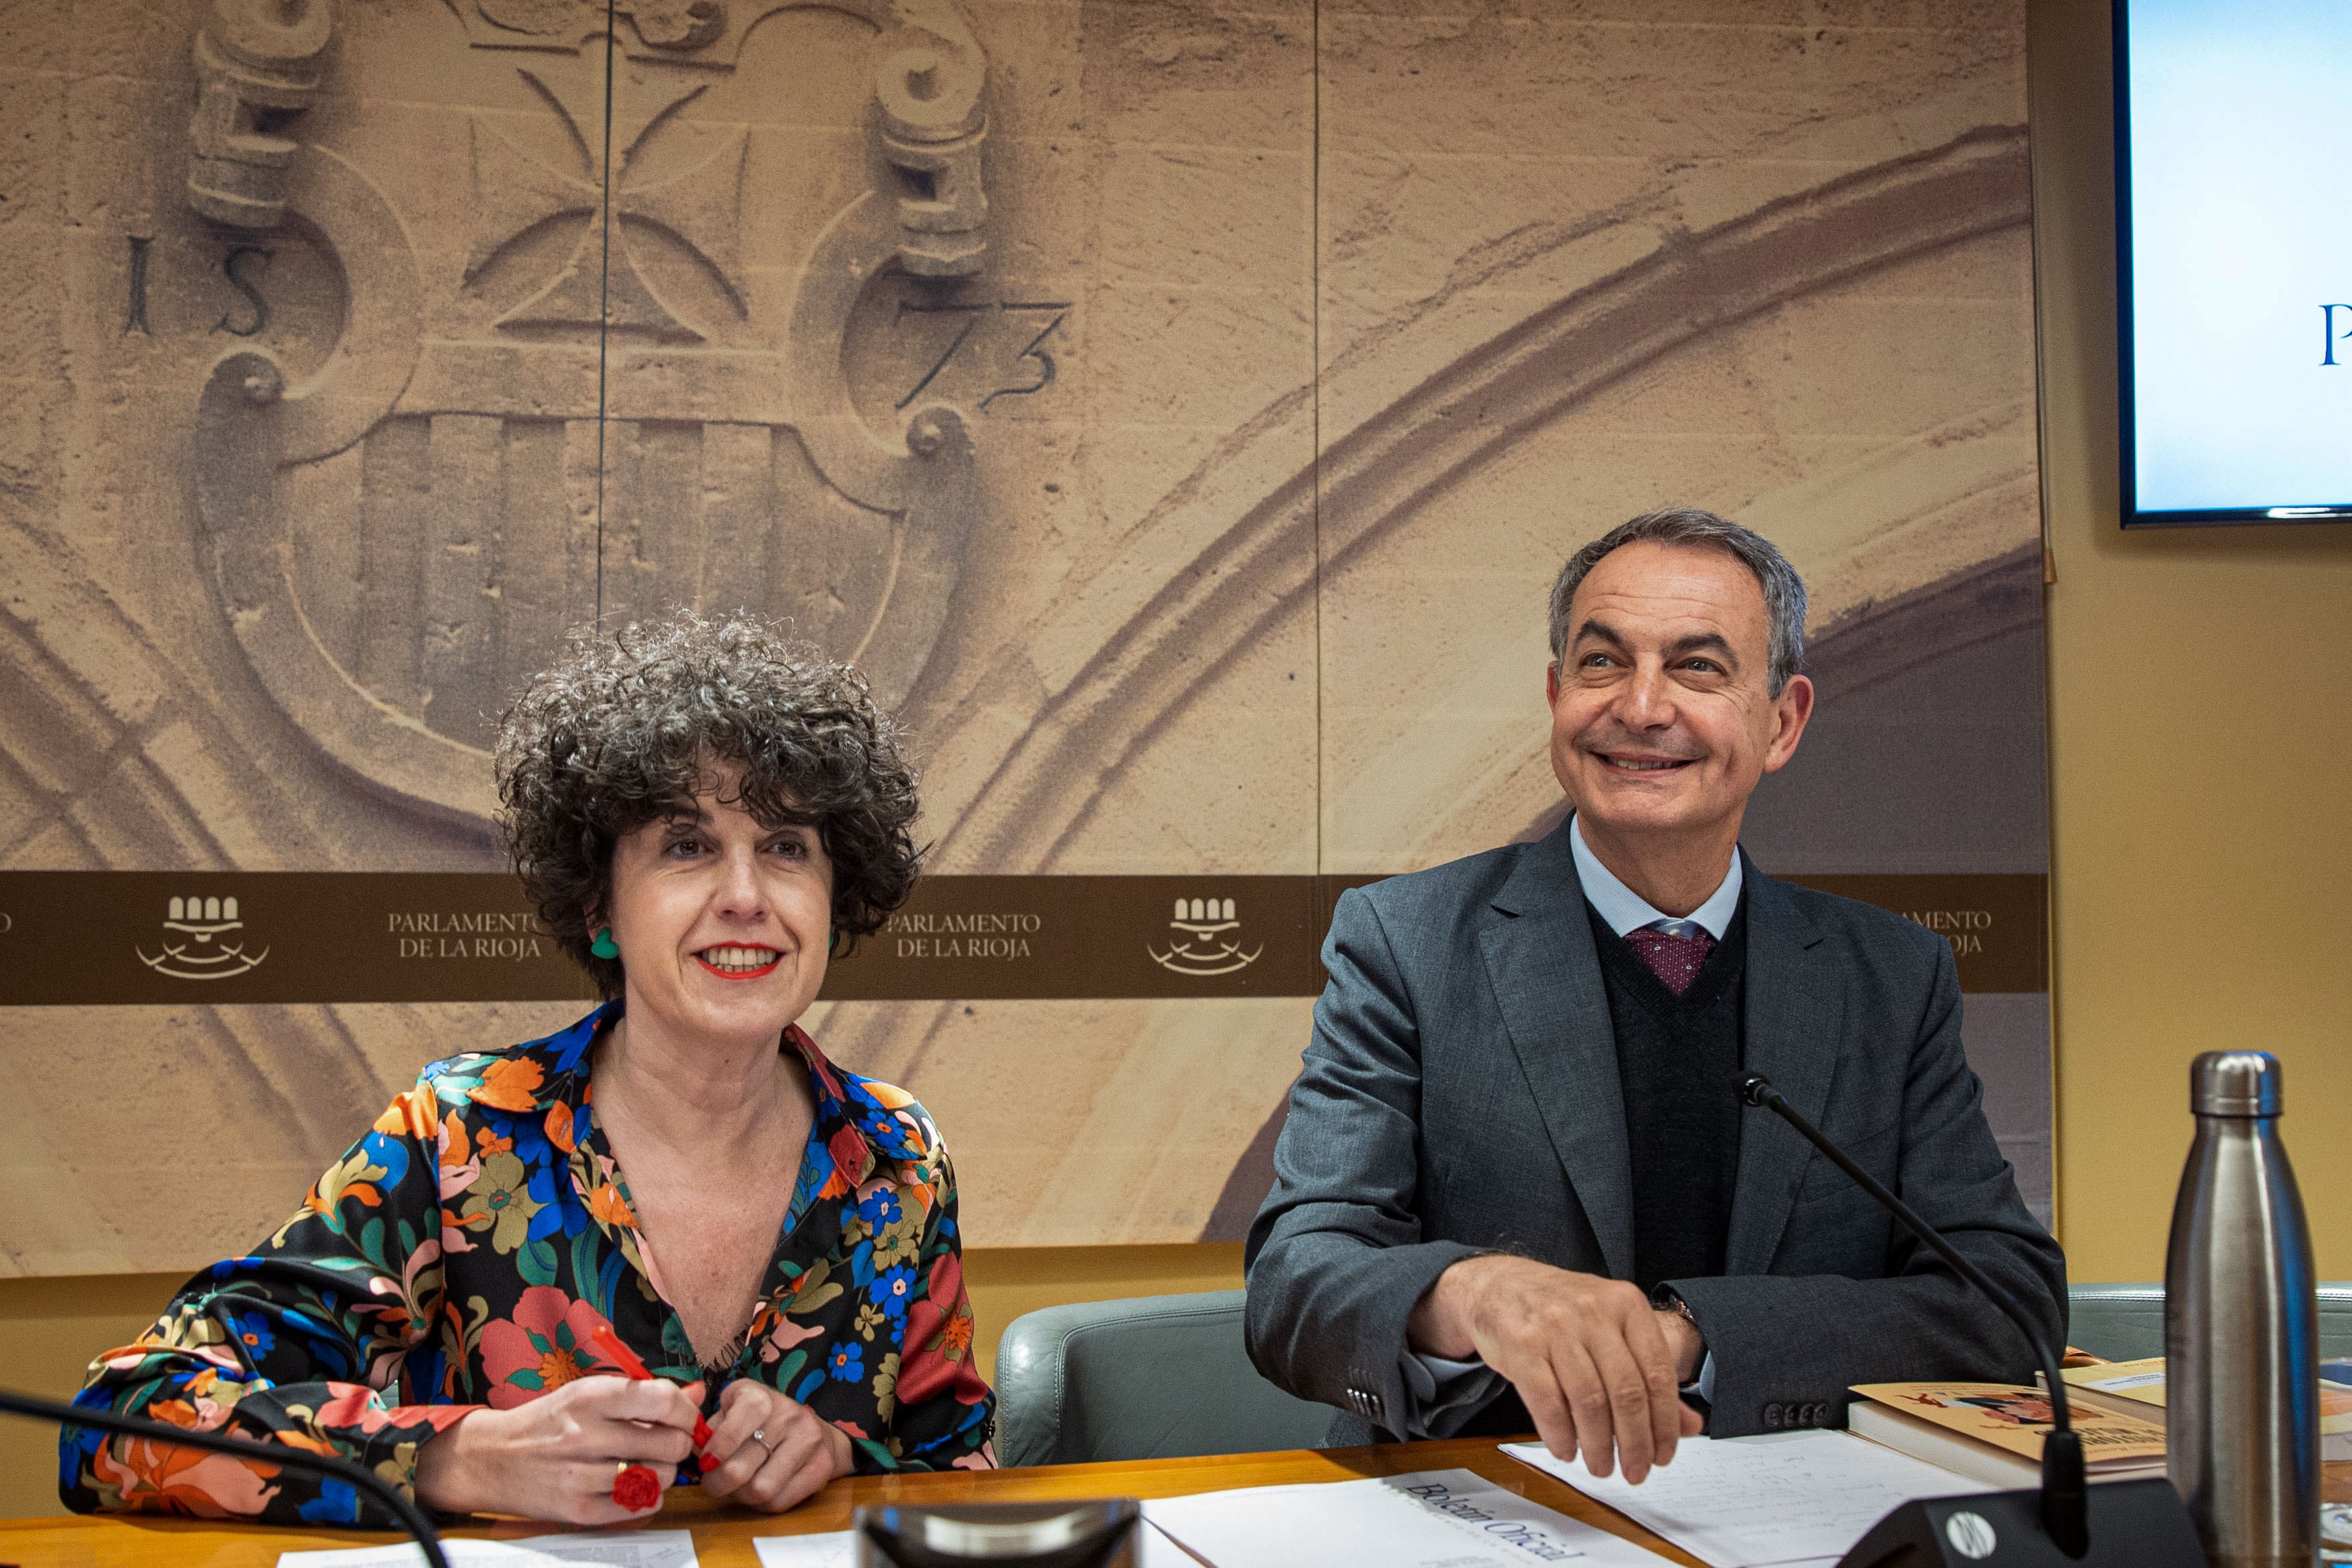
[
  {"left": 750, "top": 1535, "right": 857, "bottom": 1568},
  {"left": 1145, "top": 1466, "right": 1678, "bottom": 1568},
  {"left": 1503, "top": 1434, "right": 1985, "bottom": 1568},
  {"left": 280, "top": 1529, "right": 697, "bottom": 1568}
]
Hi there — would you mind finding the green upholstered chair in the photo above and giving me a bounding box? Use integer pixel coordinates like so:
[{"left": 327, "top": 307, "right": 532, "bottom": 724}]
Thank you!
[
  {"left": 2065, "top": 1283, "right": 2167, "bottom": 1361},
  {"left": 993, "top": 1289, "right": 1332, "bottom": 1468},
  {"left": 2067, "top": 1282, "right": 2352, "bottom": 1362},
  {"left": 993, "top": 1284, "right": 2352, "bottom": 1467}
]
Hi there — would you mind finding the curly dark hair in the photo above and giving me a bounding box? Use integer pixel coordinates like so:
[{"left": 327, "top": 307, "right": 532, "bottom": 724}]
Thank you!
[{"left": 494, "top": 611, "right": 921, "bottom": 998}]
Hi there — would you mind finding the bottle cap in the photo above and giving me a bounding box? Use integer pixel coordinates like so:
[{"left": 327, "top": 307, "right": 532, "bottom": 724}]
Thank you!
[{"left": 2190, "top": 1051, "right": 2282, "bottom": 1117}]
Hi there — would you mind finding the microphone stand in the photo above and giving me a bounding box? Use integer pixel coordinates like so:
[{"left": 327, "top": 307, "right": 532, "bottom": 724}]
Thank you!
[
  {"left": 1735, "top": 1074, "right": 2204, "bottom": 1568},
  {"left": 1738, "top": 1074, "right": 2087, "bottom": 1552},
  {"left": 1, "top": 1386, "right": 454, "bottom": 1568}
]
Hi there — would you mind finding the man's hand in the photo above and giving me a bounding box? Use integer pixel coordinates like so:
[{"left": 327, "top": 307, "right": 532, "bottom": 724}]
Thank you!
[
  {"left": 697, "top": 1379, "right": 853, "bottom": 1513},
  {"left": 1409, "top": 1256, "right": 1704, "bottom": 1483},
  {"left": 413, "top": 1376, "right": 701, "bottom": 1523}
]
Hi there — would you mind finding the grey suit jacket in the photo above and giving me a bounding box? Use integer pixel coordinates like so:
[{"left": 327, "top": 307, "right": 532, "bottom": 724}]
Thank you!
[{"left": 1242, "top": 823, "right": 2065, "bottom": 1443}]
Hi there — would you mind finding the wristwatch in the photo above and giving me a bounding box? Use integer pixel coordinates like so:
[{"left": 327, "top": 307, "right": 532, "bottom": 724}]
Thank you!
[
  {"left": 1651, "top": 1284, "right": 1702, "bottom": 1336},
  {"left": 1651, "top": 1286, "right": 1706, "bottom": 1393}
]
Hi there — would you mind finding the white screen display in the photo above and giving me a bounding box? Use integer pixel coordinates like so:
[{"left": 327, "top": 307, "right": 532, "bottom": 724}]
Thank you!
[{"left": 2127, "top": 0, "right": 2352, "bottom": 516}]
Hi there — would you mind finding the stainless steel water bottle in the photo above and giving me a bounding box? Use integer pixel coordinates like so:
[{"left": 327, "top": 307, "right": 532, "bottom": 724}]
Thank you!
[{"left": 2164, "top": 1051, "right": 2319, "bottom": 1568}]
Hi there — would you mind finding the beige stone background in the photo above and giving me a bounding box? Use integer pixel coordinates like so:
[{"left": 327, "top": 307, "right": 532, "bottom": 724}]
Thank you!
[{"left": 0, "top": 0, "right": 2044, "bottom": 1274}]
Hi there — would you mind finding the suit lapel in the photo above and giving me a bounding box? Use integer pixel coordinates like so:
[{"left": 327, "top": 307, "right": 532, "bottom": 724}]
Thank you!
[
  {"left": 1726, "top": 854, "right": 1844, "bottom": 1275},
  {"left": 1480, "top": 826, "right": 1633, "bottom": 1278}
]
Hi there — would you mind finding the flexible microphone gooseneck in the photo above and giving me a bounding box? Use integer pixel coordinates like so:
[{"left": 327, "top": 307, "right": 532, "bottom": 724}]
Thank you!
[
  {"left": 1, "top": 1386, "right": 454, "bottom": 1568},
  {"left": 1735, "top": 1073, "right": 2089, "bottom": 1558}
]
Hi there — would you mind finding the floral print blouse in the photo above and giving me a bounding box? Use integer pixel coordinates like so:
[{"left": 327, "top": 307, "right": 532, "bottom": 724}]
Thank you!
[{"left": 61, "top": 1003, "right": 995, "bottom": 1524}]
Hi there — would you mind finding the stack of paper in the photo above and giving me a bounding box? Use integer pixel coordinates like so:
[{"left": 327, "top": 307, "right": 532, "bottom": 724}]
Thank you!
[
  {"left": 1503, "top": 1432, "right": 1987, "bottom": 1568},
  {"left": 280, "top": 1530, "right": 699, "bottom": 1568},
  {"left": 1145, "top": 1467, "right": 1678, "bottom": 1568}
]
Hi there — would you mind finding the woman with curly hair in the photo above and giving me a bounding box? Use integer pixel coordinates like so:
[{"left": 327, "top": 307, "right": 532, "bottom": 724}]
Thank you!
[{"left": 62, "top": 613, "right": 994, "bottom": 1527}]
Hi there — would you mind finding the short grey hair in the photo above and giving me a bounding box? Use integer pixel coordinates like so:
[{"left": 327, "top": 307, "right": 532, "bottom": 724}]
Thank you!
[{"left": 1547, "top": 507, "right": 1809, "bottom": 696}]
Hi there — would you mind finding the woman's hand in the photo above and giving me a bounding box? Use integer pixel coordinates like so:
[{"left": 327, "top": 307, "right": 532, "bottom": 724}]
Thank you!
[
  {"left": 414, "top": 1376, "right": 702, "bottom": 1524},
  {"left": 697, "top": 1380, "right": 853, "bottom": 1513}
]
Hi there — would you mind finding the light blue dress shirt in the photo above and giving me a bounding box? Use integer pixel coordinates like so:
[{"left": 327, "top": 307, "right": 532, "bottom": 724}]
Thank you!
[
  {"left": 1398, "top": 815, "right": 1736, "bottom": 1433},
  {"left": 1569, "top": 812, "right": 1742, "bottom": 943}
]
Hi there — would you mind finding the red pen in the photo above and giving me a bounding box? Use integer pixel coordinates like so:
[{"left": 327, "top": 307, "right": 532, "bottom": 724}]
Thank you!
[{"left": 589, "top": 1322, "right": 718, "bottom": 1466}]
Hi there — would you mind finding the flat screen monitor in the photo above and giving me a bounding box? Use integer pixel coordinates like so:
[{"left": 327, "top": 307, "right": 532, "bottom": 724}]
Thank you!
[{"left": 2116, "top": 0, "right": 2352, "bottom": 526}]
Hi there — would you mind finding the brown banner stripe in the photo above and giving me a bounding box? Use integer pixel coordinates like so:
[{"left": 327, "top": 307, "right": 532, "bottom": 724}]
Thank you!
[
  {"left": 0, "top": 870, "right": 2044, "bottom": 1005},
  {"left": 1782, "top": 872, "right": 2046, "bottom": 993}
]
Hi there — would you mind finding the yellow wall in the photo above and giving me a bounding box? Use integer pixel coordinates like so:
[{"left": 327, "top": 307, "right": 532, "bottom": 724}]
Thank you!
[
  {"left": 2031, "top": 0, "right": 2352, "bottom": 1282},
  {"left": 8, "top": 0, "right": 2352, "bottom": 1526}
]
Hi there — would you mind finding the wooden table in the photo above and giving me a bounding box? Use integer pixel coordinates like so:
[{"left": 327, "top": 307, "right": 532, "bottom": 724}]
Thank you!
[
  {"left": 0, "top": 1439, "right": 1704, "bottom": 1568},
  {"left": 5, "top": 1443, "right": 2344, "bottom": 1568}
]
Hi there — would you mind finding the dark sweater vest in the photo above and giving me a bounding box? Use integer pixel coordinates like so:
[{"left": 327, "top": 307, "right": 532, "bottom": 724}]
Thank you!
[
  {"left": 1588, "top": 894, "right": 1750, "bottom": 1294},
  {"left": 1448, "top": 898, "right": 1751, "bottom": 1441}
]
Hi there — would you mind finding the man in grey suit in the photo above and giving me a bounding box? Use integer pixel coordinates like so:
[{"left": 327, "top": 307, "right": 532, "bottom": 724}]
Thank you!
[{"left": 1244, "top": 508, "right": 2064, "bottom": 1485}]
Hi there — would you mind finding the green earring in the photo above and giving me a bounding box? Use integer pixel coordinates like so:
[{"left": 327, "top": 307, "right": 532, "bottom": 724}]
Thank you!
[
  {"left": 827, "top": 929, "right": 841, "bottom": 955},
  {"left": 590, "top": 927, "right": 620, "bottom": 959}
]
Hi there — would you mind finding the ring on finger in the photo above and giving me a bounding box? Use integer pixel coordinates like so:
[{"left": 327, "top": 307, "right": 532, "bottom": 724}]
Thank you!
[
  {"left": 746, "top": 1427, "right": 775, "bottom": 1463},
  {"left": 611, "top": 1461, "right": 661, "bottom": 1510}
]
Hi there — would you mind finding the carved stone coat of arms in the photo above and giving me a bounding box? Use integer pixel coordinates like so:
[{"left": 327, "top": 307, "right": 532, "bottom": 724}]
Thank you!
[{"left": 172, "top": 0, "right": 1056, "bottom": 829}]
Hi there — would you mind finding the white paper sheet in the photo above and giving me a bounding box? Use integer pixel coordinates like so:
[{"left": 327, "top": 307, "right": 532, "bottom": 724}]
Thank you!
[
  {"left": 1503, "top": 1434, "right": 1987, "bottom": 1568},
  {"left": 753, "top": 1520, "right": 1198, "bottom": 1567},
  {"left": 1146, "top": 1466, "right": 1679, "bottom": 1568},
  {"left": 751, "top": 1533, "right": 855, "bottom": 1568},
  {"left": 280, "top": 1529, "right": 698, "bottom": 1568}
]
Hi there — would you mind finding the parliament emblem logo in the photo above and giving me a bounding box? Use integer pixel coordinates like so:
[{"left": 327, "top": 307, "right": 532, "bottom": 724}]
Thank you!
[
  {"left": 1149, "top": 897, "right": 1262, "bottom": 977},
  {"left": 138, "top": 894, "right": 270, "bottom": 981}
]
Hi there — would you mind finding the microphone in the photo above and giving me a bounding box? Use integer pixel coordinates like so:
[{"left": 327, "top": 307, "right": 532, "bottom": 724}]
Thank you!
[
  {"left": 1734, "top": 1074, "right": 2204, "bottom": 1568},
  {"left": 1, "top": 1386, "right": 454, "bottom": 1568}
]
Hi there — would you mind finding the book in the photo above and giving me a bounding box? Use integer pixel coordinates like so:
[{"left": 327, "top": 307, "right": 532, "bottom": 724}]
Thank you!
[
  {"left": 2056, "top": 1357, "right": 2352, "bottom": 1460},
  {"left": 2056, "top": 1357, "right": 2168, "bottom": 1420},
  {"left": 1847, "top": 1402, "right": 2048, "bottom": 1491},
  {"left": 1847, "top": 1382, "right": 2168, "bottom": 1488}
]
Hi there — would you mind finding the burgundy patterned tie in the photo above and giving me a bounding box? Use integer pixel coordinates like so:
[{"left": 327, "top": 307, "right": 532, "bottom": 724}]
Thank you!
[{"left": 1624, "top": 920, "right": 1716, "bottom": 996}]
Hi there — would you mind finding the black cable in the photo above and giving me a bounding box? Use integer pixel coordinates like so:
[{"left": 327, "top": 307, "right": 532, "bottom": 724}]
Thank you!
[{"left": 3, "top": 1387, "right": 453, "bottom": 1568}]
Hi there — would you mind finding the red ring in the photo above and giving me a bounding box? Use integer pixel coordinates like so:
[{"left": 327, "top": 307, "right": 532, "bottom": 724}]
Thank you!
[{"left": 612, "top": 1463, "right": 661, "bottom": 1511}]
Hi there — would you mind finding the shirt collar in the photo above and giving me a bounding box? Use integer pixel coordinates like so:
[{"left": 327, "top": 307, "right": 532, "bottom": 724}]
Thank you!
[{"left": 1568, "top": 813, "right": 1742, "bottom": 939}]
